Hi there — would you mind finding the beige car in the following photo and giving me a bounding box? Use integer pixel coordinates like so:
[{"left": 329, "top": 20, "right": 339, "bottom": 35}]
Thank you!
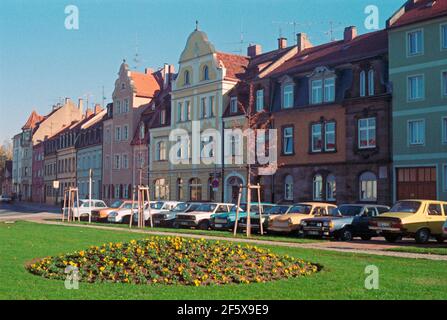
[
  {"left": 268, "top": 202, "right": 338, "bottom": 234},
  {"left": 369, "top": 200, "right": 447, "bottom": 243}
]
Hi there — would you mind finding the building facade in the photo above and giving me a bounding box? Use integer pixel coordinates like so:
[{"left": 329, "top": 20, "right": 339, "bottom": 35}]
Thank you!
[
  {"left": 31, "top": 142, "right": 45, "bottom": 203},
  {"left": 268, "top": 28, "right": 392, "bottom": 205},
  {"left": 102, "top": 62, "right": 162, "bottom": 201},
  {"left": 388, "top": 0, "right": 447, "bottom": 201},
  {"left": 2, "top": 160, "right": 13, "bottom": 197}
]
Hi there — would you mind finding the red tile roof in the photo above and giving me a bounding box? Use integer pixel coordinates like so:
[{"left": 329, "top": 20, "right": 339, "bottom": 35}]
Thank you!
[
  {"left": 269, "top": 30, "right": 388, "bottom": 77},
  {"left": 216, "top": 52, "right": 249, "bottom": 81},
  {"left": 129, "top": 71, "right": 161, "bottom": 97},
  {"left": 388, "top": 0, "right": 447, "bottom": 29},
  {"left": 22, "top": 110, "right": 44, "bottom": 130}
]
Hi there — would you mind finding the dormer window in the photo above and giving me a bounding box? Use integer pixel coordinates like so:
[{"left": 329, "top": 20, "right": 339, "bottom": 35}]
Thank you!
[
  {"left": 282, "top": 84, "right": 293, "bottom": 109},
  {"left": 360, "top": 71, "right": 366, "bottom": 97},
  {"left": 230, "top": 97, "right": 238, "bottom": 113},
  {"left": 203, "top": 65, "right": 209, "bottom": 81},
  {"left": 368, "top": 69, "right": 375, "bottom": 96},
  {"left": 310, "top": 76, "right": 335, "bottom": 104},
  {"left": 184, "top": 70, "right": 190, "bottom": 86}
]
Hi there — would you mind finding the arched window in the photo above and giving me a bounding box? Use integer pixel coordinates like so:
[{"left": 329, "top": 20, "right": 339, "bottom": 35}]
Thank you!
[
  {"left": 313, "top": 174, "right": 323, "bottom": 201},
  {"left": 203, "top": 65, "right": 209, "bottom": 81},
  {"left": 360, "top": 70, "right": 366, "bottom": 97},
  {"left": 326, "top": 174, "right": 336, "bottom": 201},
  {"left": 156, "top": 141, "right": 166, "bottom": 161},
  {"left": 284, "top": 175, "right": 294, "bottom": 201},
  {"left": 177, "top": 178, "right": 184, "bottom": 200},
  {"left": 184, "top": 70, "right": 190, "bottom": 86},
  {"left": 368, "top": 69, "right": 375, "bottom": 96},
  {"left": 189, "top": 178, "right": 202, "bottom": 201},
  {"left": 359, "top": 172, "right": 377, "bottom": 201}
]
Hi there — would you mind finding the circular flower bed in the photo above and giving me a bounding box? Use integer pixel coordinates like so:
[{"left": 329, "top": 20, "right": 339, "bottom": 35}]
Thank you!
[{"left": 27, "top": 236, "right": 319, "bottom": 286}]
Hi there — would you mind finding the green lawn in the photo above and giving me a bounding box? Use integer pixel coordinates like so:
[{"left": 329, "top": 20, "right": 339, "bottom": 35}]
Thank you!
[
  {"left": 1, "top": 221, "right": 447, "bottom": 300},
  {"left": 386, "top": 246, "right": 447, "bottom": 256}
]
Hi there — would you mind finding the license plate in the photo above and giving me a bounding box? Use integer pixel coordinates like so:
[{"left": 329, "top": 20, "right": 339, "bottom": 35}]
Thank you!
[
  {"left": 180, "top": 221, "right": 189, "bottom": 225},
  {"left": 308, "top": 231, "right": 320, "bottom": 235},
  {"left": 215, "top": 224, "right": 223, "bottom": 228},
  {"left": 215, "top": 219, "right": 226, "bottom": 224},
  {"left": 379, "top": 222, "right": 390, "bottom": 228},
  {"left": 276, "top": 222, "right": 289, "bottom": 228}
]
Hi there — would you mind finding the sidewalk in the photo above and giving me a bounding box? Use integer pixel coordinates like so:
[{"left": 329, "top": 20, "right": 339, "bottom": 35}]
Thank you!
[{"left": 14, "top": 201, "right": 60, "bottom": 213}]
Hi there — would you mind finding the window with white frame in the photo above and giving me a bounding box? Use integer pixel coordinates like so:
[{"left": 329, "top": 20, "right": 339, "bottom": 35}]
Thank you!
[
  {"left": 184, "top": 101, "right": 191, "bottom": 120},
  {"left": 284, "top": 175, "right": 293, "bottom": 201},
  {"left": 443, "top": 117, "right": 447, "bottom": 144},
  {"left": 256, "top": 89, "right": 264, "bottom": 111},
  {"left": 122, "top": 154, "right": 128, "bottom": 169},
  {"left": 408, "top": 120, "right": 425, "bottom": 145},
  {"left": 360, "top": 71, "right": 366, "bottom": 97},
  {"left": 201, "top": 136, "right": 214, "bottom": 158},
  {"left": 114, "top": 185, "right": 120, "bottom": 199},
  {"left": 408, "top": 75, "right": 424, "bottom": 100},
  {"left": 407, "top": 30, "right": 423, "bottom": 56},
  {"left": 311, "top": 123, "right": 323, "bottom": 152},
  {"left": 113, "top": 154, "right": 120, "bottom": 169},
  {"left": 177, "top": 102, "right": 182, "bottom": 122},
  {"left": 115, "top": 100, "right": 121, "bottom": 114},
  {"left": 123, "top": 125, "right": 129, "bottom": 140},
  {"left": 313, "top": 174, "right": 323, "bottom": 201},
  {"left": 115, "top": 126, "right": 121, "bottom": 141},
  {"left": 358, "top": 118, "right": 376, "bottom": 149},
  {"left": 325, "top": 122, "right": 336, "bottom": 151},
  {"left": 324, "top": 77, "right": 335, "bottom": 102},
  {"left": 230, "top": 96, "right": 238, "bottom": 113},
  {"left": 200, "top": 97, "right": 207, "bottom": 118},
  {"left": 156, "top": 141, "right": 166, "bottom": 161},
  {"left": 359, "top": 172, "right": 377, "bottom": 201},
  {"left": 283, "top": 84, "right": 294, "bottom": 108},
  {"left": 311, "top": 79, "right": 323, "bottom": 104},
  {"left": 368, "top": 69, "right": 375, "bottom": 96},
  {"left": 442, "top": 24, "right": 447, "bottom": 49},
  {"left": 184, "top": 70, "right": 190, "bottom": 86},
  {"left": 326, "top": 174, "right": 336, "bottom": 201},
  {"left": 123, "top": 98, "right": 129, "bottom": 113},
  {"left": 123, "top": 185, "right": 129, "bottom": 199},
  {"left": 283, "top": 126, "right": 294, "bottom": 155},
  {"left": 203, "top": 65, "right": 209, "bottom": 81}
]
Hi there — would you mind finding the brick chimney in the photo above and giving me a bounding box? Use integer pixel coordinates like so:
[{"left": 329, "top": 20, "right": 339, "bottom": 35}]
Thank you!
[
  {"left": 64, "top": 97, "right": 71, "bottom": 105},
  {"left": 296, "top": 33, "right": 312, "bottom": 52},
  {"left": 94, "top": 104, "right": 102, "bottom": 114},
  {"left": 247, "top": 44, "right": 262, "bottom": 57},
  {"left": 277, "top": 37, "right": 287, "bottom": 49},
  {"left": 344, "top": 26, "right": 357, "bottom": 42},
  {"left": 145, "top": 68, "right": 153, "bottom": 74},
  {"left": 77, "top": 98, "right": 84, "bottom": 113}
]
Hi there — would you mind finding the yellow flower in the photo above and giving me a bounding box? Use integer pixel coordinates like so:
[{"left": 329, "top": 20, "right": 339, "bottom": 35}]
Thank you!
[
  {"left": 99, "top": 266, "right": 105, "bottom": 272},
  {"left": 79, "top": 250, "right": 85, "bottom": 257},
  {"left": 193, "top": 279, "right": 201, "bottom": 287}
]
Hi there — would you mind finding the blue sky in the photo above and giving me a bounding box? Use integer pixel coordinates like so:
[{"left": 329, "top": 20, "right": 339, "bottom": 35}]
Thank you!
[{"left": 0, "top": 0, "right": 403, "bottom": 142}]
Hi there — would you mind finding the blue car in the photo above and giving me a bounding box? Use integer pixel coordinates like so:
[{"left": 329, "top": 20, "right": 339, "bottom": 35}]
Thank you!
[{"left": 211, "top": 203, "right": 275, "bottom": 231}]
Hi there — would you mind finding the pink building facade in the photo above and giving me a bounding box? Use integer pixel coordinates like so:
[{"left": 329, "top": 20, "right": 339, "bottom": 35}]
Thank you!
[{"left": 31, "top": 142, "right": 44, "bottom": 203}]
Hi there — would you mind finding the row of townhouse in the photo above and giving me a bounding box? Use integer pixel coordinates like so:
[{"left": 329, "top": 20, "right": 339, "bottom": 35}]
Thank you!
[{"left": 10, "top": 0, "right": 446, "bottom": 205}]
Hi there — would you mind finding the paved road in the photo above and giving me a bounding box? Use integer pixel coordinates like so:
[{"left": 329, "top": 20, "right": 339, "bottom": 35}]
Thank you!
[{"left": 0, "top": 202, "right": 59, "bottom": 221}]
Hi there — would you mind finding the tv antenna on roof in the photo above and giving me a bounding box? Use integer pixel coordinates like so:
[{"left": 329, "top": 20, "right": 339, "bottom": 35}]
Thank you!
[
  {"left": 223, "top": 19, "right": 252, "bottom": 55},
  {"left": 323, "top": 21, "right": 343, "bottom": 42},
  {"left": 133, "top": 33, "right": 145, "bottom": 70},
  {"left": 272, "top": 21, "right": 314, "bottom": 44}
]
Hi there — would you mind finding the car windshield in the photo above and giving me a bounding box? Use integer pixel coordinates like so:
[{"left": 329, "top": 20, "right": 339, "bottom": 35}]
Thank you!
[
  {"left": 122, "top": 203, "right": 137, "bottom": 209},
  {"left": 338, "top": 205, "right": 363, "bottom": 216},
  {"left": 265, "top": 205, "right": 290, "bottom": 215},
  {"left": 150, "top": 202, "right": 164, "bottom": 209},
  {"left": 390, "top": 201, "right": 421, "bottom": 213},
  {"left": 110, "top": 200, "right": 123, "bottom": 208},
  {"left": 172, "top": 203, "right": 189, "bottom": 212},
  {"left": 289, "top": 205, "right": 312, "bottom": 214},
  {"left": 196, "top": 203, "right": 217, "bottom": 212}
]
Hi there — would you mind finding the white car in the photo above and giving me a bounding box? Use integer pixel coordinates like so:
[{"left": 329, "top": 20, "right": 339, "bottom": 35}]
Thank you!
[
  {"left": 174, "top": 203, "right": 236, "bottom": 230},
  {"left": 63, "top": 199, "right": 108, "bottom": 220},
  {"left": 107, "top": 202, "right": 142, "bottom": 223},
  {"left": 133, "top": 201, "right": 181, "bottom": 224},
  {"left": 0, "top": 195, "right": 12, "bottom": 203}
]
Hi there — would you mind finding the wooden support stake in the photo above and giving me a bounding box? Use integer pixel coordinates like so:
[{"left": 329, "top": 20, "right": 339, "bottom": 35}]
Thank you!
[
  {"left": 129, "top": 186, "right": 136, "bottom": 228},
  {"left": 257, "top": 183, "right": 264, "bottom": 235},
  {"left": 62, "top": 188, "right": 67, "bottom": 222},
  {"left": 233, "top": 184, "right": 243, "bottom": 236}
]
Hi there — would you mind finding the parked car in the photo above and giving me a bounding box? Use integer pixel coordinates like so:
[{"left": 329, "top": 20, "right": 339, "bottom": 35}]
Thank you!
[
  {"left": 91, "top": 200, "right": 134, "bottom": 222},
  {"left": 369, "top": 200, "right": 447, "bottom": 243},
  {"left": 133, "top": 201, "right": 181, "bottom": 225},
  {"left": 152, "top": 202, "right": 202, "bottom": 227},
  {"left": 301, "top": 204, "right": 390, "bottom": 241},
  {"left": 443, "top": 220, "right": 447, "bottom": 238},
  {"left": 238, "top": 204, "right": 292, "bottom": 233},
  {"left": 0, "top": 195, "right": 12, "bottom": 203},
  {"left": 268, "top": 202, "right": 338, "bottom": 234},
  {"left": 107, "top": 201, "right": 142, "bottom": 224},
  {"left": 63, "top": 199, "right": 108, "bottom": 220},
  {"left": 174, "top": 203, "right": 236, "bottom": 230},
  {"left": 211, "top": 203, "right": 275, "bottom": 231}
]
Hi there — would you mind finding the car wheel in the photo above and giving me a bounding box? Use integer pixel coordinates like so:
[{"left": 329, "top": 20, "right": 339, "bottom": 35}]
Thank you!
[
  {"left": 339, "top": 228, "right": 353, "bottom": 241},
  {"left": 384, "top": 234, "right": 401, "bottom": 243},
  {"left": 361, "top": 235, "right": 372, "bottom": 241},
  {"left": 198, "top": 220, "right": 210, "bottom": 230},
  {"left": 415, "top": 229, "right": 430, "bottom": 244}
]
